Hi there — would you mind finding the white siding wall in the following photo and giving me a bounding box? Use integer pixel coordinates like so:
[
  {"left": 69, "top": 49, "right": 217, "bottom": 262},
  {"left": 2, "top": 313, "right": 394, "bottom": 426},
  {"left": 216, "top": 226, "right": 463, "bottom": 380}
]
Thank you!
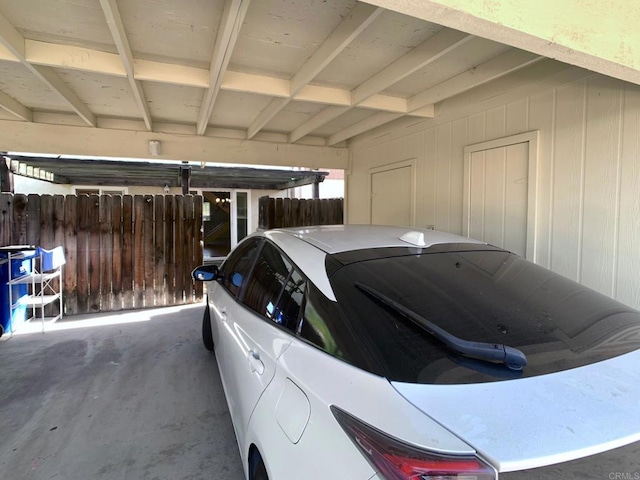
[{"left": 349, "top": 73, "right": 640, "bottom": 309}]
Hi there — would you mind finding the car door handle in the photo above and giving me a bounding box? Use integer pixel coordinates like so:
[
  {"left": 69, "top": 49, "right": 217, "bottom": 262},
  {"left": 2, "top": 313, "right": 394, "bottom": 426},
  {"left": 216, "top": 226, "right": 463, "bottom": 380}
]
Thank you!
[
  {"left": 248, "top": 350, "right": 265, "bottom": 375},
  {"left": 219, "top": 307, "right": 227, "bottom": 321}
]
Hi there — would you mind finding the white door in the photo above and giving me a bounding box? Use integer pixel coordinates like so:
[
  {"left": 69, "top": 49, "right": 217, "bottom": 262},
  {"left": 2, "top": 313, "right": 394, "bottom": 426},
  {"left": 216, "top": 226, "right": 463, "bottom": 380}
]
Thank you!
[
  {"left": 466, "top": 142, "right": 529, "bottom": 257},
  {"left": 370, "top": 162, "right": 414, "bottom": 226}
]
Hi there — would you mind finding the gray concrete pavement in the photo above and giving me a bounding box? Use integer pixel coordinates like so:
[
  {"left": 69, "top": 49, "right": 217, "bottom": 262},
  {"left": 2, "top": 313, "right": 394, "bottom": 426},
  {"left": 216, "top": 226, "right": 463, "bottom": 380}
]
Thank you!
[{"left": 0, "top": 304, "right": 244, "bottom": 480}]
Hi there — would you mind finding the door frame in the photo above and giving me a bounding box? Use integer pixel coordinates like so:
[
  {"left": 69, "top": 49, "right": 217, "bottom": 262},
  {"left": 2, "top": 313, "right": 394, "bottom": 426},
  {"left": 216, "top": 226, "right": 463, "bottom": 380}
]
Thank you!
[
  {"left": 368, "top": 158, "right": 417, "bottom": 226},
  {"left": 463, "top": 131, "right": 539, "bottom": 262},
  {"left": 192, "top": 188, "right": 252, "bottom": 250}
]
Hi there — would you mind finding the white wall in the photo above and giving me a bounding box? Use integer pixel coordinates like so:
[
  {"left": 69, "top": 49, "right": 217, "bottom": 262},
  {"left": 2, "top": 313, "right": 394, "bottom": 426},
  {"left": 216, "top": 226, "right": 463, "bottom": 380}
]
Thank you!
[
  {"left": 14, "top": 176, "right": 73, "bottom": 194},
  {"left": 348, "top": 69, "right": 640, "bottom": 309}
]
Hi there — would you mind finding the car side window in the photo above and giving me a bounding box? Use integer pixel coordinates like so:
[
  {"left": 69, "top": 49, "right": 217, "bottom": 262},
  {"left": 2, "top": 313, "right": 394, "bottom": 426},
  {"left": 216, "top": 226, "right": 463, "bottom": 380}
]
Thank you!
[
  {"left": 219, "top": 237, "right": 262, "bottom": 298},
  {"left": 298, "top": 283, "right": 374, "bottom": 375},
  {"left": 242, "top": 242, "right": 305, "bottom": 331}
]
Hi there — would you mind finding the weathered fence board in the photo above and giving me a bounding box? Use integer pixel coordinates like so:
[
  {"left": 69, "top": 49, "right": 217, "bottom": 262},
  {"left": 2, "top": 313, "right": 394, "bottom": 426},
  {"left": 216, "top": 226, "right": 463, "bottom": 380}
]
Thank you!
[
  {"left": 0, "top": 193, "right": 203, "bottom": 316},
  {"left": 143, "top": 195, "right": 155, "bottom": 309},
  {"left": 165, "top": 196, "right": 175, "bottom": 306},
  {"left": 154, "top": 195, "right": 165, "bottom": 307},
  {"left": 100, "top": 195, "right": 113, "bottom": 312},
  {"left": 174, "top": 196, "right": 185, "bottom": 305},
  {"left": 122, "top": 195, "right": 134, "bottom": 311},
  {"left": 88, "top": 195, "right": 101, "bottom": 312},
  {"left": 258, "top": 196, "right": 343, "bottom": 229},
  {"left": 63, "top": 195, "right": 78, "bottom": 314},
  {"left": 111, "top": 195, "right": 123, "bottom": 312},
  {"left": 76, "top": 194, "right": 90, "bottom": 314}
]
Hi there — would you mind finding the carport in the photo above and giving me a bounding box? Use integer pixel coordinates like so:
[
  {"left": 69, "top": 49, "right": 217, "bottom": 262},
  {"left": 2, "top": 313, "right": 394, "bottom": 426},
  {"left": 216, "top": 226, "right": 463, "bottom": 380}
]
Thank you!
[{"left": 1, "top": 0, "right": 640, "bottom": 478}]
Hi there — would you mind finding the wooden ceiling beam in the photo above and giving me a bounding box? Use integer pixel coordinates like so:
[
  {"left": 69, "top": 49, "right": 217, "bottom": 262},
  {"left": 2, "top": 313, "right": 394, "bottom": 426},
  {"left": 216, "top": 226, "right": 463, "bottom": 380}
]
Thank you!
[
  {"left": 0, "top": 89, "right": 32, "bottom": 121},
  {"left": 0, "top": 11, "right": 96, "bottom": 126},
  {"left": 352, "top": 29, "right": 473, "bottom": 105},
  {"left": 327, "top": 112, "right": 403, "bottom": 146},
  {"left": 289, "top": 106, "right": 350, "bottom": 144},
  {"left": 196, "top": 0, "right": 250, "bottom": 135},
  {"left": 409, "top": 49, "right": 544, "bottom": 112},
  {"left": 247, "top": 3, "right": 383, "bottom": 139},
  {"left": 4, "top": 40, "right": 434, "bottom": 118},
  {"left": 289, "top": 29, "right": 471, "bottom": 143},
  {"left": 99, "top": 0, "right": 152, "bottom": 131}
]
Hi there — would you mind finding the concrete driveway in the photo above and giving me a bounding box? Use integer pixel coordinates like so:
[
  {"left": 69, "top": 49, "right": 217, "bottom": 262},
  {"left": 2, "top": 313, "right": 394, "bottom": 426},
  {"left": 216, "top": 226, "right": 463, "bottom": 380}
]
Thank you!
[{"left": 0, "top": 304, "right": 244, "bottom": 480}]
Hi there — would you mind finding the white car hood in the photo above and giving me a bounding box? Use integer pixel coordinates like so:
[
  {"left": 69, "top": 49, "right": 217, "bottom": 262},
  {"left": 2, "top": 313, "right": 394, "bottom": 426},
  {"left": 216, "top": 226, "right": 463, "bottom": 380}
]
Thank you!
[{"left": 392, "top": 349, "right": 640, "bottom": 472}]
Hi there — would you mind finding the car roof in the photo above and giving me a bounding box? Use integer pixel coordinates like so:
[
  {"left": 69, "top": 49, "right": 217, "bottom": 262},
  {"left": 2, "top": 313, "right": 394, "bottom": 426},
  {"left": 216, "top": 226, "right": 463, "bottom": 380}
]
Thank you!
[
  {"left": 262, "top": 225, "right": 485, "bottom": 301},
  {"left": 269, "top": 224, "right": 484, "bottom": 254}
]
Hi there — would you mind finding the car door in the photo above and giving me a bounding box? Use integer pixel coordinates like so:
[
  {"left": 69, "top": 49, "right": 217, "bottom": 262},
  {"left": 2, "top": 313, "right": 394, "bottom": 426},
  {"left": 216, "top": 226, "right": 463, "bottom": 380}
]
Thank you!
[
  {"left": 211, "top": 237, "right": 263, "bottom": 398},
  {"left": 223, "top": 241, "right": 304, "bottom": 449}
]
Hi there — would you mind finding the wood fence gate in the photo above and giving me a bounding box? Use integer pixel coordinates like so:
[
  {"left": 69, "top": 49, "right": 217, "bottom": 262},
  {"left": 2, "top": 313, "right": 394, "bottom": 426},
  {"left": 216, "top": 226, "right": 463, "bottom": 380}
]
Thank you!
[
  {"left": 259, "top": 197, "right": 343, "bottom": 229},
  {"left": 0, "top": 193, "right": 203, "bottom": 315}
]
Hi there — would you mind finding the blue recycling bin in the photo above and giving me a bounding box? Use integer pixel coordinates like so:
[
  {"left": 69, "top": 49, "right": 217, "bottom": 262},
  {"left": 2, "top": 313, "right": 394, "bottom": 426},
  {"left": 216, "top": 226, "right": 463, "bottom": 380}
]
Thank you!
[{"left": 0, "top": 246, "right": 36, "bottom": 337}]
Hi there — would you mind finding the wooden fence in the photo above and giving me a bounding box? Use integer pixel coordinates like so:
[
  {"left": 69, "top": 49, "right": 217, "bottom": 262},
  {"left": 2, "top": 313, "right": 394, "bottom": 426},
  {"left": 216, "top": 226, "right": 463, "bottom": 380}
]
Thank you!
[
  {"left": 0, "top": 193, "right": 203, "bottom": 315},
  {"left": 258, "top": 197, "right": 343, "bottom": 229}
]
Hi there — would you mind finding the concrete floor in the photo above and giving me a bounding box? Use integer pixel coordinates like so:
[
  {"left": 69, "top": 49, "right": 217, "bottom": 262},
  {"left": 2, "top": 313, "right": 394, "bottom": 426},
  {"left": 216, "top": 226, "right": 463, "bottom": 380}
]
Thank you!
[{"left": 0, "top": 304, "right": 244, "bottom": 480}]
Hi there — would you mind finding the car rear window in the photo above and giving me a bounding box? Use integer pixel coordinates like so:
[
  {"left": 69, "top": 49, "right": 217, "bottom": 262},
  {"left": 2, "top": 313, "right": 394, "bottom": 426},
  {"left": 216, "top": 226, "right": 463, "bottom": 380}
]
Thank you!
[{"left": 328, "top": 245, "right": 640, "bottom": 384}]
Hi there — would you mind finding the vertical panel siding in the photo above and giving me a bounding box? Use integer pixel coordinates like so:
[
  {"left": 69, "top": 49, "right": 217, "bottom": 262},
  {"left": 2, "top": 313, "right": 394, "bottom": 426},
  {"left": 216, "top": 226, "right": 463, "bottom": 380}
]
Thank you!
[
  {"left": 436, "top": 124, "right": 452, "bottom": 231},
  {"left": 528, "top": 90, "right": 555, "bottom": 268},
  {"left": 506, "top": 99, "right": 529, "bottom": 137},
  {"left": 618, "top": 87, "right": 640, "bottom": 308},
  {"left": 449, "top": 118, "right": 468, "bottom": 235},
  {"left": 551, "top": 80, "right": 586, "bottom": 280},
  {"left": 581, "top": 77, "right": 622, "bottom": 295},
  {"left": 423, "top": 128, "right": 437, "bottom": 227},
  {"left": 350, "top": 73, "right": 640, "bottom": 309},
  {"left": 486, "top": 106, "right": 506, "bottom": 140}
]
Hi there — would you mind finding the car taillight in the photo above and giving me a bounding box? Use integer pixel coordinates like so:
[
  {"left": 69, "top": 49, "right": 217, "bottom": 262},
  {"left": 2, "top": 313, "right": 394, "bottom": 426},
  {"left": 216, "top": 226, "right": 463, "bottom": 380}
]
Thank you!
[{"left": 331, "top": 406, "right": 496, "bottom": 480}]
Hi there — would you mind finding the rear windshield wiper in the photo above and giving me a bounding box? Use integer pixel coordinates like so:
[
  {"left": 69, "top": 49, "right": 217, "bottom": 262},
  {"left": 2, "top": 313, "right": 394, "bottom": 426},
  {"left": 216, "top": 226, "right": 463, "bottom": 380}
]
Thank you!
[{"left": 355, "top": 282, "right": 527, "bottom": 371}]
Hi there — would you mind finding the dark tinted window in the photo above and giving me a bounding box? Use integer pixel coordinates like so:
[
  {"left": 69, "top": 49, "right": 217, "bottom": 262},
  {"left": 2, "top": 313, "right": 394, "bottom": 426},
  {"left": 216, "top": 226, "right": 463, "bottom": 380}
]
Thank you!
[
  {"left": 328, "top": 247, "right": 640, "bottom": 384},
  {"left": 219, "top": 237, "right": 261, "bottom": 298},
  {"left": 277, "top": 266, "right": 306, "bottom": 331},
  {"left": 299, "top": 283, "right": 376, "bottom": 373},
  {"left": 241, "top": 242, "right": 305, "bottom": 332}
]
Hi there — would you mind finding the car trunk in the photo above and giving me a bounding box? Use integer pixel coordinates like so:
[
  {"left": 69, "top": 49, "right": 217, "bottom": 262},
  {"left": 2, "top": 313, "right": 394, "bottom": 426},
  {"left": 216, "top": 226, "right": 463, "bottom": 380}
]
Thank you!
[{"left": 391, "top": 349, "right": 640, "bottom": 475}]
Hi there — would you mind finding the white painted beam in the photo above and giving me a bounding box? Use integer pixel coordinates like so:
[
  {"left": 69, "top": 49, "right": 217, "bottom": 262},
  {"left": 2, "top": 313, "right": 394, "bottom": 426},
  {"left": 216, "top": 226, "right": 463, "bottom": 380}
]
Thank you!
[
  {"left": 351, "top": 29, "right": 473, "bottom": 105},
  {"left": 247, "top": 3, "right": 382, "bottom": 139},
  {"left": 30, "top": 64, "right": 96, "bottom": 126},
  {"left": 289, "top": 106, "right": 350, "bottom": 143},
  {"left": 290, "top": 29, "right": 468, "bottom": 142},
  {"left": 6, "top": 39, "right": 432, "bottom": 118},
  {"left": 247, "top": 97, "right": 290, "bottom": 139},
  {"left": 409, "top": 49, "right": 544, "bottom": 111},
  {"left": 222, "top": 71, "right": 290, "bottom": 97},
  {"left": 0, "top": 11, "right": 96, "bottom": 126},
  {"left": 0, "top": 10, "right": 24, "bottom": 58},
  {"left": 0, "top": 120, "right": 348, "bottom": 169},
  {"left": 327, "top": 112, "right": 403, "bottom": 145},
  {"left": 290, "top": 4, "right": 383, "bottom": 95},
  {"left": 25, "top": 40, "right": 125, "bottom": 76},
  {"left": 0, "top": 90, "right": 32, "bottom": 121},
  {"left": 99, "top": 0, "right": 152, "bottom": 131},
  {"left": 362, "top": 0, "right": 640, "bottom": 87},
  {"left": 197, "top": 0, "right": 250, "bottom": 135},
  {"left": 135, "top": 59, "right": 209, "bottom": 87}
]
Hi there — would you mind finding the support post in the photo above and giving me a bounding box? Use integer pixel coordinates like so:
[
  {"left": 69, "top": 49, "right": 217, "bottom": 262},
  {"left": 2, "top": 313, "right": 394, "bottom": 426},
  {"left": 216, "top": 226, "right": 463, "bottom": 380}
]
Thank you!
[
  {"left": 1, "top": 155, "right": 14, "bottom": 193},
  {"left": 180, "top": 164, "right": 191, "bottom": 195}
]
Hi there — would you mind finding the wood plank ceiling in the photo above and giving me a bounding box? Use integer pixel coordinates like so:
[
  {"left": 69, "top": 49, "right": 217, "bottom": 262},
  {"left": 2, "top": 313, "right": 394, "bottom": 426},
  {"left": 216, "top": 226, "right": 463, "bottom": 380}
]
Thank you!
[{"left": 0, "top": 0, "right": 545, "bottom": 152}]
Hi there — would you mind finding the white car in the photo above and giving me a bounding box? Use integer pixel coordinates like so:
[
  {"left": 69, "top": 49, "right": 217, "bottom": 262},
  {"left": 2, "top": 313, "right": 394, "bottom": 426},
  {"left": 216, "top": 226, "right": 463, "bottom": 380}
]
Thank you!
[{"left": 192, "top": 225, "right": 640, "bottom": 480}]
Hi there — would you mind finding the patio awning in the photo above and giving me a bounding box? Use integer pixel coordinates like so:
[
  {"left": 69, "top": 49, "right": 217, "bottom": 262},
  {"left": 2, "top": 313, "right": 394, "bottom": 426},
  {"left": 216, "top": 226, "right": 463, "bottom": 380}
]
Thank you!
[{"left": 4, "top": 155, "right": 328, "bottom": 190}]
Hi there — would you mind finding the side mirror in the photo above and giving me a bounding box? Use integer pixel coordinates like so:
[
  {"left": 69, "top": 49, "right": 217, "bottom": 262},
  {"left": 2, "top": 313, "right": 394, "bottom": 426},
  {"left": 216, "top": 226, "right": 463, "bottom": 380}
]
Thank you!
[{"left": 192, "top": 264, "right": 220, "bottom": 282}]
